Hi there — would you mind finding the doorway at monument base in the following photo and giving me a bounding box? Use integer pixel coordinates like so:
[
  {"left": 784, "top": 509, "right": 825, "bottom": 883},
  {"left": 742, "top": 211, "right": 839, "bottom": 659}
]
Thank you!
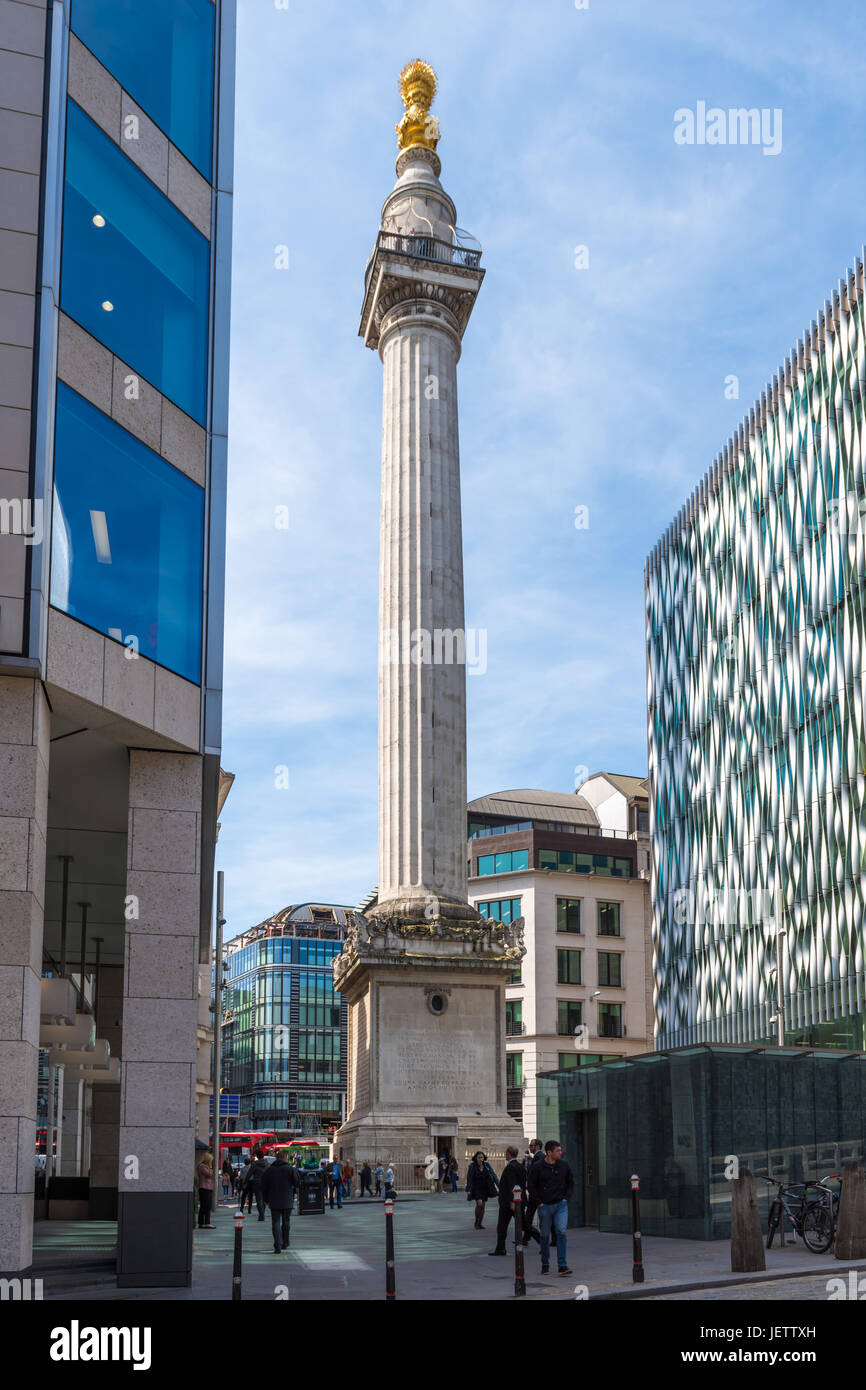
[{"left": 333, "top": 921, "right": 526, "bottom": 1172}]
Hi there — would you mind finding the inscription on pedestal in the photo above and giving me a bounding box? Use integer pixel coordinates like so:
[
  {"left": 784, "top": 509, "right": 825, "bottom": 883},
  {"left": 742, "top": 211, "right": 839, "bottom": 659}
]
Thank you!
[{"left": 377, "top": 982, "right": 498, "bottom": 1109}]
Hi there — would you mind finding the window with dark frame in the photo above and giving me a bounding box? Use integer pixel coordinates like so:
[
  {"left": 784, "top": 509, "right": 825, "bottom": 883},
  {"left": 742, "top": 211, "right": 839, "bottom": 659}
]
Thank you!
[
  {"left": 556, "top": 948, "right": 582, "bottom": 984},
  {"left": 598, "top": 901, "right": 622, "bottom": 936},
  {"left": 598, "top": 952, "right": 623, "bottom": 987},
  {"left": 556, "top": 1000, "right": 582, "bottom": 1035},
  {"left": 556, "top": 897, "right": 582, "bottom": 933},
  {"left": 598, "top": 1002, "right": 623, "bottom": 1037},
  {"left": 505, "top": 1000, "right": 523, "bottom": 1035}
]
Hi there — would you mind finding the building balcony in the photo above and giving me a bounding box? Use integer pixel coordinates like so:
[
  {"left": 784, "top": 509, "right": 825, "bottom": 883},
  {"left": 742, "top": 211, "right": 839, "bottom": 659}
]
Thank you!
[{"left": 506, "top": 1086, "right": 524, "bottom": 1120}]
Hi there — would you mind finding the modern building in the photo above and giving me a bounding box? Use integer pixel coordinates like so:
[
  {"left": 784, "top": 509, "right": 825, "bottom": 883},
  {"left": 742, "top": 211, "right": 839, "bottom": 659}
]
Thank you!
[
  {"left": 647, "top": 249, "right": 866, "bottom": 1052},
  {"left": 222, "top": 904, "right": 364, "bottom": 1136},
  {"left": 538, "top": 1043, "right": 866, "bottom": 1238},
  {"left": 467, "top": 777, "right": 653, "bottom": 1135},
  {"left": 0, "top": 0, "right": 235, "bottom": 1285}
]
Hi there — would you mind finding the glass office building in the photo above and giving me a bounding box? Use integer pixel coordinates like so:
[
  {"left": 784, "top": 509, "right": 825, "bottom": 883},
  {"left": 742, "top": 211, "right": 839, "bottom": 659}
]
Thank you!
[
  {"left": 538, "top": 1045, "right": 866, "bottom": 1239},
  {"left": 222, "top": 905, "right": 363, "bottom": 1135},
  {"left": 0, "top": 0, "right": 234, "bottom": 1285},
  {"left": 647, "top": 251, "right": 866, "bottom": 1050}
]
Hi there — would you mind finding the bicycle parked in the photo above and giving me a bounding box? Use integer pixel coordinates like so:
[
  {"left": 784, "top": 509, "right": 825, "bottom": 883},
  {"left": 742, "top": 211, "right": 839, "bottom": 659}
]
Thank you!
[{"left": 765, "top": 1175, "right": 839, "bottom": 1253}]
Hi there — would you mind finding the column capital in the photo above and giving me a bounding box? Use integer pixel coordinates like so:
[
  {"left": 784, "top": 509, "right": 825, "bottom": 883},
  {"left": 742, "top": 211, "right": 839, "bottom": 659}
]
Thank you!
[{"left": 360, "top": 243, "right": 483, "bottom": 351}]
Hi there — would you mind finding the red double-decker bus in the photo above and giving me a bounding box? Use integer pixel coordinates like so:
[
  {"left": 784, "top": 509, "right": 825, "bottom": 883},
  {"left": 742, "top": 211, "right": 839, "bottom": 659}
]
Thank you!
[{"left": 218, "top": 1130, "right": 277, "bottom": 1161}]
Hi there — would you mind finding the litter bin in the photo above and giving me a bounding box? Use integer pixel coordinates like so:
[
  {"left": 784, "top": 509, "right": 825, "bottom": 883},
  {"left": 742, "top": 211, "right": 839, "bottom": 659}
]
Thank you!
[{"left": 297, "top": 1170, "right": 326, "bottom": 1215}]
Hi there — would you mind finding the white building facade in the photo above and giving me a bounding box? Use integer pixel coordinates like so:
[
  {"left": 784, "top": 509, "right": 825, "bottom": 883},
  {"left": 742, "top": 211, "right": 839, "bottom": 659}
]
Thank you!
[{"left": 467, "top": 779, "right": 653, "bottom": 1136}]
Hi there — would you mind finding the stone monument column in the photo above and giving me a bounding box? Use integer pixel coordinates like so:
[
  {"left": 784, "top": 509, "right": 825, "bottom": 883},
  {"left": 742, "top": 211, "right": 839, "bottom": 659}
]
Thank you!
[{"left": 335, "top": 62, "right": 523, "bottom": 1169}]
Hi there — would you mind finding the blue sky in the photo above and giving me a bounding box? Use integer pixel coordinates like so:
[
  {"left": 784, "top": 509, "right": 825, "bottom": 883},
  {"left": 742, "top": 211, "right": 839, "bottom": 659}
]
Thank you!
[{"left": 216, "top": 0, "right": 866, "bottom": 939}]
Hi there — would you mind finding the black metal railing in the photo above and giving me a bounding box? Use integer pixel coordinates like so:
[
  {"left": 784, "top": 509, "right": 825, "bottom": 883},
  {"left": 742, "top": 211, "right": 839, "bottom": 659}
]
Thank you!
[
  {"left": 377, "top": 230, "right": 481, "bottom": 269},
  {"left": 506, "top": 1087, "right": 524, "bottom": 1119}
]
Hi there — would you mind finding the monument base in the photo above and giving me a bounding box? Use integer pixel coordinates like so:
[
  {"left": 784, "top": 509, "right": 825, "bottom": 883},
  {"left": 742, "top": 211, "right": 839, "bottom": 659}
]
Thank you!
[
  {"left": 334, "top": 1112, "right": 524, "bottom": 1180},
  {"left": 333, "top": 905, "right": 526, "bottom": 1182}
]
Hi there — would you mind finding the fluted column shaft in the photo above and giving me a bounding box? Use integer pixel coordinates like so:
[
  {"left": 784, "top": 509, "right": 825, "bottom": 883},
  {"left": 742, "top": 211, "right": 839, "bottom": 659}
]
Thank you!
[{"left": 378, "top": 312, "right": 467, "bottom": 906}]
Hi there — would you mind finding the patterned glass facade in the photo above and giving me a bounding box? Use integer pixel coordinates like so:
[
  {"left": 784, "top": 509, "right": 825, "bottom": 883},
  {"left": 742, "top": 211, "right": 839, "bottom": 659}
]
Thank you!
[{"left": 647, "top": 251, "right": 866, "bottom": 1048}]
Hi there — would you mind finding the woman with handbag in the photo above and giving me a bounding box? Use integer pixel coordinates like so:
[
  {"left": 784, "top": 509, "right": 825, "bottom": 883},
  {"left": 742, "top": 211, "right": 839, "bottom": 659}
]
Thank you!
[{"left": 465, "top": 1150, "right": 498, "bottom": 1229}]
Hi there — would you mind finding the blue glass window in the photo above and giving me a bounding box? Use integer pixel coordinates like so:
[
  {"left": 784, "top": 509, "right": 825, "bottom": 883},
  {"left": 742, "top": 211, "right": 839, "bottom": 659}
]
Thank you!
[
  {"left": 62, "top": 101, "right": 210, "bottom": 423},
  {"left": 70, "top": 0, "right": 214, "bottom": 176},
  {"left": 477, "top": 898, "right": 521, "bottom": 925},
  {"left": 51, "top": 384, "right": 204, "bottom": 682},
  {"left": 477, "top": 851, "right": 528, "bottom": 876}
]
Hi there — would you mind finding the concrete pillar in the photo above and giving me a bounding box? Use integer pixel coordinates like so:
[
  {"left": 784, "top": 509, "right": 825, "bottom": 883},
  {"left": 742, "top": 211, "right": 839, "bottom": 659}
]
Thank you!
[
  {"left": 0, "top": 676, "right": 50, "bottom": 1272},
  {"left": 117, "top": 751, "right": 201, "bottom": 1287},
  {"left": 54, "top": 1063, "right": 64, "bottom": 1178},
  {"left": 59, "top": 1080, "right": 83, "bottom": 1175},
  {"left": 89, "top": 964, "right": 123, "bottom": 1218}
]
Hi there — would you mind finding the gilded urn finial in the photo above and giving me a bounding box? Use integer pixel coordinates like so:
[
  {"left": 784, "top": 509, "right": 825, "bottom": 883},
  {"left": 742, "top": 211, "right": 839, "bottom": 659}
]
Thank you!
[{"left": 396, "top": 60, "right": 440, "bottom": 154}]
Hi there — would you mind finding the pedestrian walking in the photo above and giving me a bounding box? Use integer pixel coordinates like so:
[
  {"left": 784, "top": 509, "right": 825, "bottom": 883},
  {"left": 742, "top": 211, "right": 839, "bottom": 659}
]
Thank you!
[
  {"left": 466, "top": 1150, "right": 498, "bottom": 1229},
  {"left": 250, "top": 1149, "right": 269, "bottom": 1221},
  {"left": 448, "top": 1155, "right": 459, "bottom": 1192},
  {"left": 360, "top": 1161, "right": 373, "bottom": 1197},
  {"left": 523, "top": 1138, "right": 544, "bottom": 1241},
  {"left": 489, "top": 1146, "right": 528, "bottom": 1255},
  {"left": 328, "top": 1158, "right": 343, "bottom": 1209},
  {"left": 437, "top": 1153, "right": 449, "bottom": 1193},
  {"left": 528, "top": 1139, "right": 574, "bottom": 1275},
  {"left": 196, "top": 1151, "right": 216, "bottom": 1228},
  {"left": 220, "top": 1156, "right": 232, "bottom": 1203},
  {"left": 343, "top": 1159, "right": 354, "bottom": 1198},
  {"left": 262, "top": 1150, "right": 298, "bottom": 1253},
  {"left": 234, "top": 1156, "right": 248, "bottom": 1212},
  {"left": 384, "top": 1162, "right": 396, "bottom": 1199},
  {"left": 238, "top": 1158, "right": 254, "bottom": 1212},
  {"left": 374, "top": 1161, "right": 384, "bottom": 1196}
]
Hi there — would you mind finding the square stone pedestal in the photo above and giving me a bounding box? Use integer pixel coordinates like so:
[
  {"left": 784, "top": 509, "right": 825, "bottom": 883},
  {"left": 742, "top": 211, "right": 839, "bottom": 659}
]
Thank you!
[{"left": 335, "top": 950, "right": 523, "bottom": 1172}]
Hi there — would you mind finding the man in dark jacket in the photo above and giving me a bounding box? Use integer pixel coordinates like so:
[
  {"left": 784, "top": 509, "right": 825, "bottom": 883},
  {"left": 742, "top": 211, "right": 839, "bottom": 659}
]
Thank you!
[
  {"left": 250, "top": 1151, "right": 269, "bottom": 1221},
  {"left": 261, "top": 1153, "right": 298, "bottom": 1253},
  {"left": 527, "top": 1139, "right": 574, "bottom": 1275},
  {"left": 488, "top": 1146, "right": 527, "bottom": 1255},
  {"left": 238, "top": 1158, "right": 254, "bottom": 1213},
  {"left": 523, "top": 1139, "right": 545, "bottom": 1243}
]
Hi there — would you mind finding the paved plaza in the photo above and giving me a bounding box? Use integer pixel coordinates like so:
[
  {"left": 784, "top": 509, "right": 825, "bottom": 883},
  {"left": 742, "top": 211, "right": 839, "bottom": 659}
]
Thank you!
[{"left": 32, "top": 1194, "right": 866, "bottom": 1302}]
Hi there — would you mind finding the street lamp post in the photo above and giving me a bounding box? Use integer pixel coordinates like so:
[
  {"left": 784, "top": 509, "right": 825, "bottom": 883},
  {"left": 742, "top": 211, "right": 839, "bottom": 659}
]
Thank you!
[
  {"left": 768, "top": 886, "right": 787, "bottom": 1048},
  {"left": 211, "top": 871, "right": 226, "bottom": 1203}
]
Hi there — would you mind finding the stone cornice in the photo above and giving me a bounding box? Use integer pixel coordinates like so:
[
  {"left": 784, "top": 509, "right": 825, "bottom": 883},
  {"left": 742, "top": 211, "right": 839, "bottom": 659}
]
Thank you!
[
  {"left": 360, "top": 252, "right": 483, "bottom": 350},
  {"left": 333, "top": 909, "right": 525, "bottom": 993}
]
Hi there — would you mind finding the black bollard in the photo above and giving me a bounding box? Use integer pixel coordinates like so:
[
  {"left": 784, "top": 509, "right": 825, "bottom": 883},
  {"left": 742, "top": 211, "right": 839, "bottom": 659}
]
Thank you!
[
  {"left": 232, "top": 1209, "right": 245, "bottom": 1301},
  {"left": 385, "top": 1196, "right": 396, "bottom": 1300},
  {"left": 512, "top": 1185, "right": 526, "bottom": 1297},
  {"left": 630, "top": 1174, "right": 644, "bottom": 1283}
]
